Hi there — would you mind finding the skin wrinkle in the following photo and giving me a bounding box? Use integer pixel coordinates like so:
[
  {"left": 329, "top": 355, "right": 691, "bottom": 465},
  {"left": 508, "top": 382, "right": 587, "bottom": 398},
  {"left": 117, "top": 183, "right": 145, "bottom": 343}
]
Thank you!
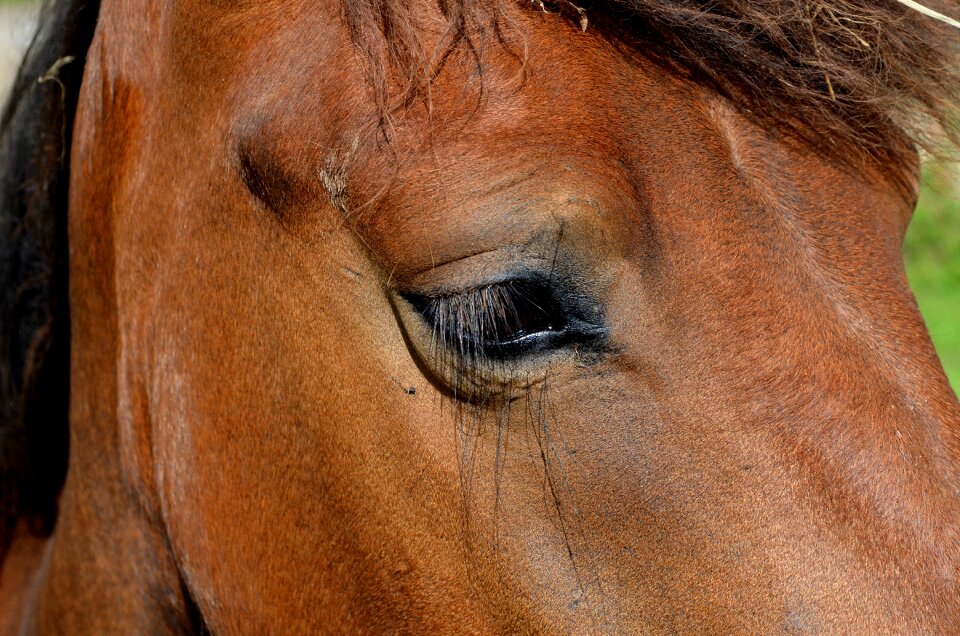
[{"left": 1, "top": 0, "right": 960, "bottom": 633}]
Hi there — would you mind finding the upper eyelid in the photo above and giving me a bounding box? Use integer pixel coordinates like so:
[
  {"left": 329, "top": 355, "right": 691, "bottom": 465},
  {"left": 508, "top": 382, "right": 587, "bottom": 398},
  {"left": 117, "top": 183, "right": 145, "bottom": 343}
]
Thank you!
[
  {"left": 400, "top": 274, "right": 554, "bottom": 303},
  {"left": 404, "top": 280, "right": 550, "bottom": 312},
  {"left": 398, "top": 252, "right": 555, "bottom": 296}
]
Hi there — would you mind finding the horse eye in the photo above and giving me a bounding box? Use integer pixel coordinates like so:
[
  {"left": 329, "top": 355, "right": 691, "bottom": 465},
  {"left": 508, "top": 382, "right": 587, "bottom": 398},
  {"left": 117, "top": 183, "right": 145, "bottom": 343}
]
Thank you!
[
  {"left": 402, "top": 280, "right": 567, "bottom": 359},
  {"left": 492, "top": 285, "right": 560, "bottom": 342}
]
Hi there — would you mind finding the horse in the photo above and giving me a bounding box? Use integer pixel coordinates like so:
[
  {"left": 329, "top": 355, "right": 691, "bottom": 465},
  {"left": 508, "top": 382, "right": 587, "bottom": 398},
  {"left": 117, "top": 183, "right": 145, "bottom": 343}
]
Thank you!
[{"left": 1, "top": 0, "right": 960, "bottom": 632}]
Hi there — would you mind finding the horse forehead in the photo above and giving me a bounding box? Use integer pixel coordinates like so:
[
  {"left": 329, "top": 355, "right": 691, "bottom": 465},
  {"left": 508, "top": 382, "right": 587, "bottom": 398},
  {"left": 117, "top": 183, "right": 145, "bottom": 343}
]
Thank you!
[
  {"left": 209, "top": 10, "right": 724, "bottom": 243},
  {"left": 91, "top": 1, "right": 359, "bottom": 110},
  {"left": 93, "top": 0, "right": 904, "bottom": 259}
]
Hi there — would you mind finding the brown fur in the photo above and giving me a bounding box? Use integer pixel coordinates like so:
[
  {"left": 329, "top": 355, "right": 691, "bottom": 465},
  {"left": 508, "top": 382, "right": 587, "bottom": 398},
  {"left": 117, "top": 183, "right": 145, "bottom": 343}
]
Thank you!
[{"left": 3, "top": 0, "right": 960, "bottom": 633}]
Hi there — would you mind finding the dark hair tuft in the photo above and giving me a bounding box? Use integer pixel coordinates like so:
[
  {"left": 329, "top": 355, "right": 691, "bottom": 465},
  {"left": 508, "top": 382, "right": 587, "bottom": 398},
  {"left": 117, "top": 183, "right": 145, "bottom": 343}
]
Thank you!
[{"left": 0, "top": 0, "right": 99, "bottom": 551}]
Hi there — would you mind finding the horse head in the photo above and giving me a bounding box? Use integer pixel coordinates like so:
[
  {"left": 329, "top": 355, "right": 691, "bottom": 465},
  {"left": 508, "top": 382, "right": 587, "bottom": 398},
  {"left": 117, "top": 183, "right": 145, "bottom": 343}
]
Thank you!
[{"left": 2, "top": 0, "right": 960, "bottom": 632}]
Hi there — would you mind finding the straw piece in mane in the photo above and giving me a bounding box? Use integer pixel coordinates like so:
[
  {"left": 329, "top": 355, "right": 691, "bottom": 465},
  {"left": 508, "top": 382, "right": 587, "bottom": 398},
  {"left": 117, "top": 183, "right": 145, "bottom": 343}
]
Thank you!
[
  {"left": 897, "top": 0, "right": 960, "bottom": 29},
  {"left": 345, "top": 0, "right": 960, "bottom": 168}
]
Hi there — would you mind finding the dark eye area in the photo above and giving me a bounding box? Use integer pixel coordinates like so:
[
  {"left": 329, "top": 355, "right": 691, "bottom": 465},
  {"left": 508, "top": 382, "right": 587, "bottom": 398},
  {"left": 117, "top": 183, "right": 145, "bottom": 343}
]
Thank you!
[{"left": 402, "top": 280, "right": 568, "bottom": 360}]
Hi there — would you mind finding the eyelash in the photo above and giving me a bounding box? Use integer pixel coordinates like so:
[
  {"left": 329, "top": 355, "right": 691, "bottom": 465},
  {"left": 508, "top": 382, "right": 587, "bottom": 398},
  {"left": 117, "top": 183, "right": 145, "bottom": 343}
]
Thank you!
[{"left": 402, "top": 280, "right": 567, "bottom": 362}]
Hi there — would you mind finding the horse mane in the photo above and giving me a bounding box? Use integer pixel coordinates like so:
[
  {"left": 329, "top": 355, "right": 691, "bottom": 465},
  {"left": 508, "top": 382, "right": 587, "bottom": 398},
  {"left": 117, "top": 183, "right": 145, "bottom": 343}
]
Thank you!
[
  {"left": 349, "top": 0, "right": 960, "bottom": 167},
  {"left": 0, "top": 0, "right": 956, "bottom": 550},
  {"left": 0, "top": 0, "right": 99, "bottom": 549}
]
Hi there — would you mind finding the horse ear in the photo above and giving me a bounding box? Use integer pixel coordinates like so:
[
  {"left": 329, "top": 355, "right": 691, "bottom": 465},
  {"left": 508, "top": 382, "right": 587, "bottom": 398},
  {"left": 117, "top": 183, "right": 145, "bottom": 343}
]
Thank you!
[{"left": 0, "top": 0, "right": 99, "bottom": 548}]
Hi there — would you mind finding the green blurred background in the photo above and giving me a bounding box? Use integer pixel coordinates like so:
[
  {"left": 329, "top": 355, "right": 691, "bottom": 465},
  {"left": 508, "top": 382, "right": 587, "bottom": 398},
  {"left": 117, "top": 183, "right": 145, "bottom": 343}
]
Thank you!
[
  {"left": 906, "top": 169, "right": 960, "bottom": 394},
  {"left": 0, "top": 0, "right": 957, "bottom": 394}
]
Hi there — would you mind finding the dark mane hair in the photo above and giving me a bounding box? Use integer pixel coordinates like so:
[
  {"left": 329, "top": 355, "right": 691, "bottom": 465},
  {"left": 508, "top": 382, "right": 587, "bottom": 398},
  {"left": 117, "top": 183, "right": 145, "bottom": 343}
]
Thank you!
[
  {"left": 0, "top": 0, "right": 98, "bottom": 549},
  {"left": 599, "top": 0, "right": 960, "bottom": 164},
  {"left": 0, "top": 0, "right": 957, "bottom": 550},
  {"left": 349, "top": 0, "right": 960, "bottom": 166}
]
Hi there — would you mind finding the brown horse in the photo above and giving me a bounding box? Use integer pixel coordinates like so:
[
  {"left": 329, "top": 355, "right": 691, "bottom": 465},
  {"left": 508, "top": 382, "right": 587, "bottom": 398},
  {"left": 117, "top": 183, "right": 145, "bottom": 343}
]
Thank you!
[{"left": 2, "top": 0, "right": 960, "bottom": 632}]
